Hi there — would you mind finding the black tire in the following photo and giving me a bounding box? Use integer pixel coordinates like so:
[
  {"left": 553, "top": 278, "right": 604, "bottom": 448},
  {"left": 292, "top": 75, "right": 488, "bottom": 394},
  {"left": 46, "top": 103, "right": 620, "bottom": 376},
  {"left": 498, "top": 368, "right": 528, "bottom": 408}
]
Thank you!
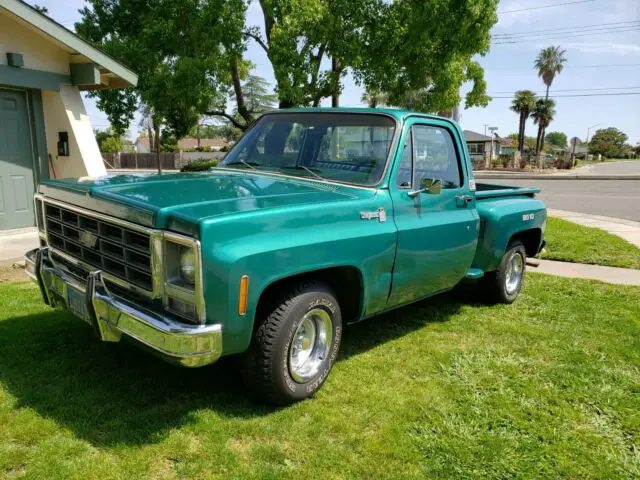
[
  {"left": 483, "top": 240, "right": 527, "bottom": 304},
  {"left": 241, "top": 283, "right": 342, "bottom": 405}
]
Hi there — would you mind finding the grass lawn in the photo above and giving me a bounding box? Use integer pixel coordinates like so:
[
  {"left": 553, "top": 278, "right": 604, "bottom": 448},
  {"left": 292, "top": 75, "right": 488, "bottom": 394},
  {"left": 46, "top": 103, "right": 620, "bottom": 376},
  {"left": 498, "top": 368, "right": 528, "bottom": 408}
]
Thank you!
[
  {"left": 540, "top": 217, "right": 640, "bottom": 269},
  {"left": 0, "top": 275, "right": 639, "bottom": 479}
]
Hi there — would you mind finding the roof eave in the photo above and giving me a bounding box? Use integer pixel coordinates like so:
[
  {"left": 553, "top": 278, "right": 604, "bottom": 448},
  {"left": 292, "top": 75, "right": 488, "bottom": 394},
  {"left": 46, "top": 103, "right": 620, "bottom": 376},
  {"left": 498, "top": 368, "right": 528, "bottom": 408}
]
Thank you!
[{"left": 0, "top": 0, "right": 138, "bottom": 87}]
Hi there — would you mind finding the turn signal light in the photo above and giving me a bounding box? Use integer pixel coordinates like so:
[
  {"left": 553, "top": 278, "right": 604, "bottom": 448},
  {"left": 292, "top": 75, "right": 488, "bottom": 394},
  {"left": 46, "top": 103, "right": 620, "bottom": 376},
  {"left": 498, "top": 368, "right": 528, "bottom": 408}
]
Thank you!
[{"left": 238, "top": 275, "right": 249, "bottom": 316}]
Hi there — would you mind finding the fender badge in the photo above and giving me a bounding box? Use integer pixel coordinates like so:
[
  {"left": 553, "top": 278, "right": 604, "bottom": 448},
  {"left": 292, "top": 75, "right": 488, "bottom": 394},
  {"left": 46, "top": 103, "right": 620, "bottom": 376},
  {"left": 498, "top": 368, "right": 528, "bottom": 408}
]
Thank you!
[{"left": 361, "top": 207, "right": 387, "bottom": 223}]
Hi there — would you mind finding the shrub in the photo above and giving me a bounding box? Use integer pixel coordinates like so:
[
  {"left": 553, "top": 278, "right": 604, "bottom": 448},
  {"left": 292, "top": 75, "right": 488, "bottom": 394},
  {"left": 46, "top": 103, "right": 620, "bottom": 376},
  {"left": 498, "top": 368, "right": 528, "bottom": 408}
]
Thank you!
[{"left": 180, "top": 158, "right": 219, "bottom": 172}]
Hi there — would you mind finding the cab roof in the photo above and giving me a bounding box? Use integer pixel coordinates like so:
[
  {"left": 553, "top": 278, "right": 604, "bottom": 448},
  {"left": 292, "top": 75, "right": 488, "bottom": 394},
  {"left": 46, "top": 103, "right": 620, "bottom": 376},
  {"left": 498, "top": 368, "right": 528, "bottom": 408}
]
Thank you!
[{"left": 275, "top": 107, "right": 446, "bottom": 122}]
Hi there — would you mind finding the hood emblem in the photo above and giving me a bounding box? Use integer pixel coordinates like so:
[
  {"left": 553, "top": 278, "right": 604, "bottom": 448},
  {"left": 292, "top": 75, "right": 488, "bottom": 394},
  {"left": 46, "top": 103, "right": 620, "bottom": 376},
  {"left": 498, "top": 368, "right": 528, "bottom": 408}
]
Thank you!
[
  {"left": 360, "top": 207, "right": 387, "bottom": 223},
  {"left": 79, "top": 230, "right": 99, "bottom": 248}
]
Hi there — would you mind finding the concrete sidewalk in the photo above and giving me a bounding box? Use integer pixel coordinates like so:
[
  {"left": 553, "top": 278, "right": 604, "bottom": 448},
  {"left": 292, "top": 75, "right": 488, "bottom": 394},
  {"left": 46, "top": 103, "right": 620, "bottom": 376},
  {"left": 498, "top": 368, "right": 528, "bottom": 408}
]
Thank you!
[
  {"left": 0, "top": 228, "right": 39, "bottom": 265},
  {"left": 530, "top": 259, "right": 640, "bottom": 286},
  {"left": 548, "top": 209, "right": 640, "bottom": 249}
]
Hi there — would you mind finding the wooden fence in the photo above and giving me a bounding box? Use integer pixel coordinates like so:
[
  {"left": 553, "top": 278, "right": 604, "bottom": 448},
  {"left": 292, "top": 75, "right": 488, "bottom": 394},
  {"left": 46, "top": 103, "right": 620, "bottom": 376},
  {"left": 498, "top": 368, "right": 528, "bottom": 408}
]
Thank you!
[{"left": 102, "top": 152, "right": 226, "bottom": 171}]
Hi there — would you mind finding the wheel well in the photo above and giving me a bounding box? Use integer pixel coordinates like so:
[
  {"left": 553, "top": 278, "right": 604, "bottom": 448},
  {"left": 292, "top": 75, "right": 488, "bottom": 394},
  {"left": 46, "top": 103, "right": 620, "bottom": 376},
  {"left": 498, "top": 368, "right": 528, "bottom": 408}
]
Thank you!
[
  {"left": 255, "top": 266, "right": 364, "bottom": 327},
  {"left": 509, "top": 228, "right": 542, "bottom": 257}
]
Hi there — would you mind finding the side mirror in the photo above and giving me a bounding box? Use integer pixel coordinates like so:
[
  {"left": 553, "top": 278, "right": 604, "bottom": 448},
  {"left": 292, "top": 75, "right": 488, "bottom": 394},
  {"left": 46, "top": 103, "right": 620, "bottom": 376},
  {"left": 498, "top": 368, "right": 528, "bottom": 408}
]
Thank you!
[{"left": 408, "top": 178, "right": 442, "bottom": 198}]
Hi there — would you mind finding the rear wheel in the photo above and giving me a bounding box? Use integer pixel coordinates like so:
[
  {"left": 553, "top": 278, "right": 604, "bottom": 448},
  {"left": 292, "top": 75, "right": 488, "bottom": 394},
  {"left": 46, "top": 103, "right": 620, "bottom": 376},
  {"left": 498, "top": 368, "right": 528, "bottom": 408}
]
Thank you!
[
  {"left": 483, "top": 240, "right": 526, "bottom": 304},
  {"left": 241, "top": 283, "right": 342, "bottom": 405}
]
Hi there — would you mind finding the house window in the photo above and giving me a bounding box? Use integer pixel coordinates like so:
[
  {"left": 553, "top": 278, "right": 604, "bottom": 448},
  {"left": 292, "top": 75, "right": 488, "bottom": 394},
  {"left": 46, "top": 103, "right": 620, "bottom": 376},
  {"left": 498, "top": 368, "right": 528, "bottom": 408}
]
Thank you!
[{"left": 468, "top": 142, "right": 484, "bottom": 154}]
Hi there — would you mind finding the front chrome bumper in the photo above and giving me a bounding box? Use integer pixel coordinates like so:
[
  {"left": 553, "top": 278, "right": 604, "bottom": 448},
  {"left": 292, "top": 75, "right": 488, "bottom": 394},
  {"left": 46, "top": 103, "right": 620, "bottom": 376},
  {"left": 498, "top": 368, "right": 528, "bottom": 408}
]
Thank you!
[{"left": 25, "top": 247, "right": 222, "bottom": 368}]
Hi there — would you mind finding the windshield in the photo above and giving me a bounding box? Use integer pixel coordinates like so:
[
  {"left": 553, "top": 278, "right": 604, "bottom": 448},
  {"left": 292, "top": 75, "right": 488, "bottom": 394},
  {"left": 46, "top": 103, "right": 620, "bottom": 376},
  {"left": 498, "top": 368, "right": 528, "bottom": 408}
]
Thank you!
[{"left": 220, "top": 113, "right": 396, "bottom": 186}]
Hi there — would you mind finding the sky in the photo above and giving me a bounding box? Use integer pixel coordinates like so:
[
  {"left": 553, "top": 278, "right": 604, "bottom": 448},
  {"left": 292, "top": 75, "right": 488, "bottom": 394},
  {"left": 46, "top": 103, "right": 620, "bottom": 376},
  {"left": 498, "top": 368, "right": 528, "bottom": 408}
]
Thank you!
[{"left": 35, "top": 0, "right": 640, "bottom": 145}]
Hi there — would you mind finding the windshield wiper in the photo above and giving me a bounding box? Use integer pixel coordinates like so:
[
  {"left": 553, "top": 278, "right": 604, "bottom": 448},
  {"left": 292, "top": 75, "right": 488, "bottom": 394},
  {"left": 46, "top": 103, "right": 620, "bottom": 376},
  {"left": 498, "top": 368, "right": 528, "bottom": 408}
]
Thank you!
[
  {"left": 280, "top": 165, "right": 323, "bottom": 180},
  {"left": 223, "top": 160, "right": 259, "bottom": 170}
]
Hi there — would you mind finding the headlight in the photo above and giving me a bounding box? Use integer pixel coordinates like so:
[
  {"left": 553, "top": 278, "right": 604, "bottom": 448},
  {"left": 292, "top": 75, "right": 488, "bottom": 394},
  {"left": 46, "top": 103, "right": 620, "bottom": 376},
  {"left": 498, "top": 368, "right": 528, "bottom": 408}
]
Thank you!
[
  {"left": 179, "top": 246, "right": 196, "bottom": 285},
  {"left": 162, "top": 233, "right": 205, "bottom": 324}
]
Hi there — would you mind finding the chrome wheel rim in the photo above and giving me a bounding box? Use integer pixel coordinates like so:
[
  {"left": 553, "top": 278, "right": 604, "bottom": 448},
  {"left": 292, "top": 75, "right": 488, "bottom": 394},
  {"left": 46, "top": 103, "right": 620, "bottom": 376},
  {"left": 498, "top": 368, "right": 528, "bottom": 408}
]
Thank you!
[
  {"left": 505, "top": 252, "right": 524, "bottom": 294},
  {"left": 288, "top": 308, "right": 333, "bottom": 383}
]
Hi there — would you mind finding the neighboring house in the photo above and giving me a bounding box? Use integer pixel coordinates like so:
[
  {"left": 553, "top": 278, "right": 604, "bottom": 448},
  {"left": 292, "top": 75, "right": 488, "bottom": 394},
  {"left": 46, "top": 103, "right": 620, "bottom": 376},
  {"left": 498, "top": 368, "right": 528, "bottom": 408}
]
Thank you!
[
  {"left": 134, "top": 137, "right": 230, "bottom": 153},
  {"left": 499, "top": 138, "right": 518, "bottom": 155},
  {"left": 463, "top": 130, "right": 497, "bottom": 165},
  {"left": 0, "top": 0, "right": 137, "bottom": 231}
]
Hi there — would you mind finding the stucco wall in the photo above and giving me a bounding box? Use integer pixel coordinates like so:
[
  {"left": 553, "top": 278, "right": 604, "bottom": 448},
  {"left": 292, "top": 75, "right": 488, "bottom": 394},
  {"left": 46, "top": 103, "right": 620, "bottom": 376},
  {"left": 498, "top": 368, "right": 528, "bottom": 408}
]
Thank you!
[
  {"left": 42, "top": 85, "right": 106, "bottom": 178},
  {"left": 0, "top": 10, "right": 70, "bottom": 74}
]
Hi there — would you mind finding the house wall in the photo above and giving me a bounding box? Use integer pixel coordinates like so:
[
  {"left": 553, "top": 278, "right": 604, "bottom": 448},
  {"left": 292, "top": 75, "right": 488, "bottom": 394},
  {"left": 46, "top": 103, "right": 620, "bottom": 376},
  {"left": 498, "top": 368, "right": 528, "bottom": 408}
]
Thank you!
[
  {"left": 0, "top": 10, "right": 70, "bottom": 74},
  {"left": 1, "top": 9, "right": 105, "bottom": 179},
  {"left": 42, "top": 85, "right": 106, "bottom": 178}
]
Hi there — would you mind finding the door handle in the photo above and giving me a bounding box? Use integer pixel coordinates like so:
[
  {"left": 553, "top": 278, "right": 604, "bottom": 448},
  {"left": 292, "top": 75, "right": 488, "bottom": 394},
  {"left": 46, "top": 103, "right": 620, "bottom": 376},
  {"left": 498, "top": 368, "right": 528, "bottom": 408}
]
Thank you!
[{"left": 455, "top": 194, "right": 474, "bottom": 207}]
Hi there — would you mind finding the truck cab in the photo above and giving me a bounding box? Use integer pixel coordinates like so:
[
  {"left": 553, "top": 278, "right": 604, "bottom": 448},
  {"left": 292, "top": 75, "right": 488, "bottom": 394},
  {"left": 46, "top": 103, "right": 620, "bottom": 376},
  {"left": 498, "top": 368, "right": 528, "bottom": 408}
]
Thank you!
[{"left": 25, "top": 108, "right": 546, "bottom": 404}]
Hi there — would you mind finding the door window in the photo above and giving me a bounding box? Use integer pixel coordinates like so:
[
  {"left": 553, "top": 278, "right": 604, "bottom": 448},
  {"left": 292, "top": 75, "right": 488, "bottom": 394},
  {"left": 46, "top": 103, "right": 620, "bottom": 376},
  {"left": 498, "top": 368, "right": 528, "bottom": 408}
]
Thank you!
[{"left": 396, "top": 125, "right": 462, "bottom": 189}]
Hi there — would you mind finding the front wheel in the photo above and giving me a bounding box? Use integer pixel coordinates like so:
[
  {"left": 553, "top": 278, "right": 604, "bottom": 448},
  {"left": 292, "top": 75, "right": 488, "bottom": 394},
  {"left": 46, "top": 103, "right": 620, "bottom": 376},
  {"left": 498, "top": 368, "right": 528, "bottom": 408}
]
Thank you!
[
  {"left": 241, "top": 283, "right": 342, "bottom": 405},
  {"left": 483, "top": 240, "right": 526, "bottom": 304}
]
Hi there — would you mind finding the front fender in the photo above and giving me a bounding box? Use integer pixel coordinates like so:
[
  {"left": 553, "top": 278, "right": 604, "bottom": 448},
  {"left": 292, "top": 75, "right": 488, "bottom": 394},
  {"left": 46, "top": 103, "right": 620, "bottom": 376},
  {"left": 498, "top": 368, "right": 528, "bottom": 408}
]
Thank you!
[{"left": 199, "top": 194, "right": 396, "bottom": 355}]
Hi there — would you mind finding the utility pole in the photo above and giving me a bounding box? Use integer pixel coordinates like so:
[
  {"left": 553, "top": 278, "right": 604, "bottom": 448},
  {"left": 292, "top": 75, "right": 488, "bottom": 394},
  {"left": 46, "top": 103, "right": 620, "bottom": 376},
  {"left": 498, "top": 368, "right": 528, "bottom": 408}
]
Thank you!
[
  {"left": 488, "top": 126, "right": 498, "bottom": 168},
  {"left": 483, "top": 124, "right": 489, "bottom": 137}
]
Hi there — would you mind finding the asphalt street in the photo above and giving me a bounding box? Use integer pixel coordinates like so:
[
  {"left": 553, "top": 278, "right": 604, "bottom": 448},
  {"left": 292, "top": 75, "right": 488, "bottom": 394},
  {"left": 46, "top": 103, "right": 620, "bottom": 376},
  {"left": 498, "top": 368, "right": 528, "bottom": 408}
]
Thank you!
[
  {"left": 485, "top": 177, "right": 640, "bottom": 221},
  {"left": 578, "top": 160, "right": 640, "bottom": 175}
]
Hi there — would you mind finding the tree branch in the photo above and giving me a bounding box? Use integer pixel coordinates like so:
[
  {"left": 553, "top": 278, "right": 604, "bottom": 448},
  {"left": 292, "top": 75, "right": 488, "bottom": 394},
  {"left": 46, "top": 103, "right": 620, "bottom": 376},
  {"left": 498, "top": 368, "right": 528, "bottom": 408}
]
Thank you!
[
  {"left": 259, "top": 0, "right": 274, "bottom": 42},
  {"left": 245, "top": 31, "right": 269, "bottom": 54},
  {"left": 204, "top": 110, "right": 246, "bottom": 130}
]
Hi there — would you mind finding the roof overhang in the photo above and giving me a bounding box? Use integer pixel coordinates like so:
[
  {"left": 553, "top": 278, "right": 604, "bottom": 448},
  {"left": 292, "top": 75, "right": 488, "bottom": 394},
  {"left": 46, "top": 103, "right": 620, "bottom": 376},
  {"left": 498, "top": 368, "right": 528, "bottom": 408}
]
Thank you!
[{"left": 0, "top": 0, "right": 137, "bottom": 90}]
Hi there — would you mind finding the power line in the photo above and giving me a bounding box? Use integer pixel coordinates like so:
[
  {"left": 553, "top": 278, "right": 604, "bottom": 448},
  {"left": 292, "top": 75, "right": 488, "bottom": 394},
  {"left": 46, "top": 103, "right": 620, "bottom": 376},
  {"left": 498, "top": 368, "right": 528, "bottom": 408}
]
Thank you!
[
  {"left": 492, "top": 21, "right": 640, "bottom": 38},
  {"left": 488, "top": 86, "right": 640, "bottom": 94},
  {"left": 493, "top": 27, "right": 640, "bottom": 44},
  {"left": 488, "top": 63, "right": 640, "bottom": 70},
  {"left": 490, "top": 92, "right": 640, "bottom": 98},
  {"left": 498, "top": 0, "right": 597, "bottom": 14}
]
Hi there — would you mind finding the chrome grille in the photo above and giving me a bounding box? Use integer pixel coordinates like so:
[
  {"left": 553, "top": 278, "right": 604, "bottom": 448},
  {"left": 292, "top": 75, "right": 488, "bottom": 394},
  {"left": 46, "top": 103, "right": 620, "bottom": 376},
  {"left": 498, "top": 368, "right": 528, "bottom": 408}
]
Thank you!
[{"left": 44, "top": 203, "right": 153, "bottom": 290}]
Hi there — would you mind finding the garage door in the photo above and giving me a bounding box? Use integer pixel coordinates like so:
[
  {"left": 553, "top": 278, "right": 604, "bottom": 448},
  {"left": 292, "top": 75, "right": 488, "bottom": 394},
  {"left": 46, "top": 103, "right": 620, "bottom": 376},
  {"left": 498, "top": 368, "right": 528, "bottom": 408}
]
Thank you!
[{"left": 0, "top": 89, "right": 35, "bottom": 230}]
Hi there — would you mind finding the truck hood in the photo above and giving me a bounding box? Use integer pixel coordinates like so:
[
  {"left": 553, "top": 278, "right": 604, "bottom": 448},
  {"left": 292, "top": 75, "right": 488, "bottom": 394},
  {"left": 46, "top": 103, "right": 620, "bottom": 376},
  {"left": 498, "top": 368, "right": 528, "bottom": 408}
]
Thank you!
[{"left": 39, "top": 170, "right": 370, "bottom": 237}]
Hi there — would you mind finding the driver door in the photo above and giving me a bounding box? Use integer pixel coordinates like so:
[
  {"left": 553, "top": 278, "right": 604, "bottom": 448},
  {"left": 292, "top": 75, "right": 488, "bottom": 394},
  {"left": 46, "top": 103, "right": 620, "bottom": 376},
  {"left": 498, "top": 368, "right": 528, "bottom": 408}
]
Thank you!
[{"left": 388, "top": 119, "right": 479, "bottom": 306}]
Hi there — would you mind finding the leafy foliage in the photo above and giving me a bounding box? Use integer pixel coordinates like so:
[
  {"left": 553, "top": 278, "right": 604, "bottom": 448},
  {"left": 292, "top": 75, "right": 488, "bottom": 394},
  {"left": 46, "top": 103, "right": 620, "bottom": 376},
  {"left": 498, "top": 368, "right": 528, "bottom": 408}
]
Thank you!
[
  {"left": 180, "top": 158, "right": 220, "bottom": 172},
  {"left": 77, "top": 0, "right": 499, "bottom": 137},
  {"left": 588, "top": 127, "right": 629, "bottom": 158},
  {"left": 534, "top": 45, "right": 567, "bottom": 99},
  {"left": 76, "top": 0, "right": 248, "bottom": 137},
  {"left": 545, "top": 131, "right": 567, "bottom": 148}
]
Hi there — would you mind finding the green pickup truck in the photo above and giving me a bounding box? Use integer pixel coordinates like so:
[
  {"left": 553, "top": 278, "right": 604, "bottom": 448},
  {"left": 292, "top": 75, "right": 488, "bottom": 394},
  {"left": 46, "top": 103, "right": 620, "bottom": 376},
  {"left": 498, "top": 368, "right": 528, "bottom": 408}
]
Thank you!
[{"left": 25, "top": 108, "right": 546, "bottom": 404}]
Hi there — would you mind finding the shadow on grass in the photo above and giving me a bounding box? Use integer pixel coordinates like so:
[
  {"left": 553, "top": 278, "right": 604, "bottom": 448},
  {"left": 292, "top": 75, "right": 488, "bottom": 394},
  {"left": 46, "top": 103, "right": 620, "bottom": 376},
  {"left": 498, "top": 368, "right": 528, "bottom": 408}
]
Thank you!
[{"left": 0, "top": 283, "right": 481, "bottom": 447}]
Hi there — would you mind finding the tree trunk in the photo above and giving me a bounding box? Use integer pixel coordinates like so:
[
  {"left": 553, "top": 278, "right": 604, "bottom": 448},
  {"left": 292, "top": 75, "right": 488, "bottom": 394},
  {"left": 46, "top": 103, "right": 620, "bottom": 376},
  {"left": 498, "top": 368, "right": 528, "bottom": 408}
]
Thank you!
[
  {"left": 155, "top": 123, "right": 162, "bottom": 174},
  {"left": 331, "top": 56, "right": 341, "bottom": 107},
  {"left": 545, "top": 84, "right": 550, "bottom": 100},
  {"left": 147, "top": 125, "right": 153, "bottom": 153},
  {"left": 231, "top": 59, "right": 251, "bottom": 125},
  {"left": 518, "top": 113, "right": 525, "bottom": 152}
]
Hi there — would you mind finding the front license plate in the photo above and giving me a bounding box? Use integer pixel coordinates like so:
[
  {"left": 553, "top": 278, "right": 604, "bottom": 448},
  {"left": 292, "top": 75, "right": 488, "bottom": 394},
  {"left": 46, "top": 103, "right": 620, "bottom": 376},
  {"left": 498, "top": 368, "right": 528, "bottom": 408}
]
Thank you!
[{"left": 67, "top": 288, "right": 91, "bottom": 324}]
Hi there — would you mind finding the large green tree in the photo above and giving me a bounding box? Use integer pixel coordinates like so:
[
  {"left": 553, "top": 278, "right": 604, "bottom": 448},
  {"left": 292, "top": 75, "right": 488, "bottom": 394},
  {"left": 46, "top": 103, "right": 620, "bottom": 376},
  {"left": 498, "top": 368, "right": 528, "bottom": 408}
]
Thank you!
[
  {"left": 76, "top": 0, "right": 248, "bottom": 137},
  {"left": 510, "top": 90, "right": 537, "bottom": 153},
  {"left": 588, "top": 128, "right": 628, "bottom": 158},
  {"left": 77, "top": 0, "right": 498, "bottom": 136},
  {"left": 545, "top": 131, "right": 568, "bottom": 148}
]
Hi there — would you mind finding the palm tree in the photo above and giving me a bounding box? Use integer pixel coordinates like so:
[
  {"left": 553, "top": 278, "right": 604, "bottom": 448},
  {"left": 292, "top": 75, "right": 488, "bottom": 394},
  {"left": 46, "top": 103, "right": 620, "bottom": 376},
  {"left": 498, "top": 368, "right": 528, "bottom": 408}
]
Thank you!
[
  {"left": 531, "top": 98, "right": 556, "bottom": 167},
  {"left": 534, "top": 46, "right": 567, "bottom": 99},
  {"left": 510, "top": 90, "right": 537, "bottom": 153}
]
